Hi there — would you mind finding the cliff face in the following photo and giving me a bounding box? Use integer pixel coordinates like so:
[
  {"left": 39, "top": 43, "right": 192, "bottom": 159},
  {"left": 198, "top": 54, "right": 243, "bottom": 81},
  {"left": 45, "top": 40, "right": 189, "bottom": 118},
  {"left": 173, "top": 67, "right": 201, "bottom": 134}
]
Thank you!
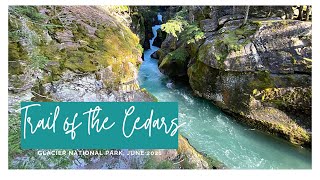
[
  {"left": 158, "top": 6, "right": 312, "bottom": 147},
  {"left": 188, "top": 19, "right": 311, "bottom": 147},
  {"left": 8, "top": 6, "right": 149, "bottom": 105},
  {"left": 130, "top": 6, "right": 165, "bottom": 50}
]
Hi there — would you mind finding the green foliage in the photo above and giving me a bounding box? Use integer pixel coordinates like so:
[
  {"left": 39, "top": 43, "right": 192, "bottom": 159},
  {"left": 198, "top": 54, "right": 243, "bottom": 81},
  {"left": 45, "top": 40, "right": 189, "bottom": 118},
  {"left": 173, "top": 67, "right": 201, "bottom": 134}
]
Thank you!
[
  {"left": 8, "top": 114, "right": 73, "bottom": 169},
  {"left": 161, "top": 7, "right": 204, "bottom": 43},
  {"left": 168, "top": 47, "right": 189, "bottom": 62},
  {"left": 9, "top": 30, "right": 25, "bottom": 43},
  {"left": 136, "top": 43, "right": 144, "bottom": 53},
  {"left": 252, "top": 89, "right": 258, "bottom": 95},
  {"left": 181, "top": 24, "right": 205, "bottom": 44},
  {"left": 161, "top": 19, "right": 185, "bottom": 38},
  {"left": 249, "top": 71, "right": 275, "bottom": 90},
  {"left": 143, "top": 158, "right": 157, "bottom": 169},
  {"left": 175, "top": 7, "right": 188, "bottom": 20}
]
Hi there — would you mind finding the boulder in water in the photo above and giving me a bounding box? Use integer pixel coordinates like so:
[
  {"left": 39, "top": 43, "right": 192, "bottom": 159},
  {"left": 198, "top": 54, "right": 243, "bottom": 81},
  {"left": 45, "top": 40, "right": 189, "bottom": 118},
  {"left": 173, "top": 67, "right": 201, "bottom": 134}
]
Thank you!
[
  {"left": 153, "top": 28, "right": 167, "bottom": 47},
  {"left": 151, "top": 50, "right": 160, "bottom": 59}
]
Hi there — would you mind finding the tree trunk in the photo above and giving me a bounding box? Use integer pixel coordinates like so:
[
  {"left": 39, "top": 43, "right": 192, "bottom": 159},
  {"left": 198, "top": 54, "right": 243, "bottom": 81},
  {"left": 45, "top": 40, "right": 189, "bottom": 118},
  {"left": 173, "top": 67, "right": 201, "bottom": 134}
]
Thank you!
[
  {"left": 128, "top": 6, "right": 131, "bottom": 16},
  {"left": 306, "top": 6, "right": 311, "bottom": 21},
  {"left": 244, "top": 6, "right": 250, "bottom": 24},
  {"left": 188, "top": 6, "right": 195, "bottom": 23},
  {"left": 298, "top": 5, "right": 304, "bottom": 20},
  {"left": 285, "top": 6, "right": 294, "bottom": 19}
]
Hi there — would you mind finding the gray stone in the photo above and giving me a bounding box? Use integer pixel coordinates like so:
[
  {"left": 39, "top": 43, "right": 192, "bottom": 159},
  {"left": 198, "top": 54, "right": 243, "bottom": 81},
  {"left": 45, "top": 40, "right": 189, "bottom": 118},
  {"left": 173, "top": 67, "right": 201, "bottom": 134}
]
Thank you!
[
  {"left": 218, "top": 14, "right": 244, "bottom": 26},
  {"left": 200, "top": 19, "right": 218, "bottom": 32}
]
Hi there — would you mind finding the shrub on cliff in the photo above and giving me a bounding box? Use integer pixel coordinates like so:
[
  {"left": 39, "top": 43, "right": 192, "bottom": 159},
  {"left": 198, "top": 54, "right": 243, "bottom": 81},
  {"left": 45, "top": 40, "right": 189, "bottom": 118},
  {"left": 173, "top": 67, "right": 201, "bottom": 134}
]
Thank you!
[{"left": 161, "top": 7, "right": 204, "bottom": 45}]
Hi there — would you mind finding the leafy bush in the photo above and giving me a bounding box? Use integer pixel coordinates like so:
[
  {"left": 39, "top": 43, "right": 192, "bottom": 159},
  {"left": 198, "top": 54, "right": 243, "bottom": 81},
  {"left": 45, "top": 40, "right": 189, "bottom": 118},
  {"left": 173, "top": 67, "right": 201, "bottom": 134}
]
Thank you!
[
  {"left": 180, "top": 24, "right": 205, "bottom": 44},
  {"left": 161, "top": 7, "right": 204, "bottom": 44},
  {"left": 161, "top": 19, "right": 185, "bottom": 38}
]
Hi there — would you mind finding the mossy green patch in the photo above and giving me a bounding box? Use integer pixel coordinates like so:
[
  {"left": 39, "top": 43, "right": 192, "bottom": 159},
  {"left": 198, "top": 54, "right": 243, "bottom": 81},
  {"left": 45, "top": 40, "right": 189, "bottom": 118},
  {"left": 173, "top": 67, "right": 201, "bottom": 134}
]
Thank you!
[
  {"left": 249, "top": 71, "right": 275, "bottom": 91},
  {"left": 71, "top": 22, "right": 90, "bottom": 42},
  {"left": 64, "top": 51, "right": 97, "bottom": 73},
  {"left": 159, "top": 46, "right": 189, "bottom": 68},
  {"left": 8, "top": 42, "right": 28, "bottom": 75},
  {"left": 203, "top": 22, "right": 259, "bottom": 66},
  {"left": 94, "top": 28, "right": 107, "bottom": 39},
  {"left": 259, "top": 87, "right": 311, "bottom": 116},
  {"left": 271, "top": 121, "right": 311, "bottom": 146},
  {"left": 237, "top": 111, "right": 311, "bottom": 147},
  {"left": 102, "top": 25, "right": 141, "bottom": 65},
  {"left": 188, "top": 61, "right": 219, "bottom": 94}
]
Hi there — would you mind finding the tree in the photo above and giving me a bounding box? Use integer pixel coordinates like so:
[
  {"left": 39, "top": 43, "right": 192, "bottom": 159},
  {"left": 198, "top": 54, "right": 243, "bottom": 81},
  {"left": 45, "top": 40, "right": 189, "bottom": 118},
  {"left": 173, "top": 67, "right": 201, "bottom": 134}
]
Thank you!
[
  {"left": 188, "top": 6, "right": 195, "bottom": 23},
  {"left": 243, "top": 6, "right": 250, "bottom": 24},
  {"left": 306, "top": 6, "right": 311, "bottom": 21},
  {"left": 298, "top": 5, "right": 304, "bottom": 20}
]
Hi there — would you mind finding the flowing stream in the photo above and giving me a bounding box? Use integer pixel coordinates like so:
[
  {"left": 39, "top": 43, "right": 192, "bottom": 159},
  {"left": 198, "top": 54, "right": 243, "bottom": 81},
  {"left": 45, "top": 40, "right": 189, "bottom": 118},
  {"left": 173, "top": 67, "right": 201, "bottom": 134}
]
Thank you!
[{"left": 137, "top": 22, "right": 311, "bottom": 169}]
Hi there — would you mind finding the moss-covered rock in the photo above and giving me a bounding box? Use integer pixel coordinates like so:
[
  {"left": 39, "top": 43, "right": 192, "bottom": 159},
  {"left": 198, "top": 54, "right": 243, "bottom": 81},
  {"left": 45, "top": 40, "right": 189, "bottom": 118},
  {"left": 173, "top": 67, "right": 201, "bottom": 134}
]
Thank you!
[
  {"left": 188, "top": 19, "right": 312, "bottom": 147},
  {"left": 9, "top": 6, "right": 144, "bottom": 96},
  {"left": 177, "top": 135, "right": 227, "bottom": 169},
  {"left": 142, "top": 135, "right": 226, "bottom": 169},
  {"left": 237, "top": 107, "right": 311, "bottom": 147},
  {"left": 159, "top": 46, "right": 189, "bottom": 79},
  {"left": 158, "top": 34, "right": 178, "bottom": 62},
  {"left": 197, "top": 22, "right": 261, "bottom": 71}
]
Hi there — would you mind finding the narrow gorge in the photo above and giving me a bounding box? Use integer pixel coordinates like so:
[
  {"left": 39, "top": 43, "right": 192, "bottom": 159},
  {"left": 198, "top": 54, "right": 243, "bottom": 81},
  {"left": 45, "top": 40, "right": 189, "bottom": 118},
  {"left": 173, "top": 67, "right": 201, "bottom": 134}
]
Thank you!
[{"left": 8, "top": 5, "right": 312, "bottom": 169}]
